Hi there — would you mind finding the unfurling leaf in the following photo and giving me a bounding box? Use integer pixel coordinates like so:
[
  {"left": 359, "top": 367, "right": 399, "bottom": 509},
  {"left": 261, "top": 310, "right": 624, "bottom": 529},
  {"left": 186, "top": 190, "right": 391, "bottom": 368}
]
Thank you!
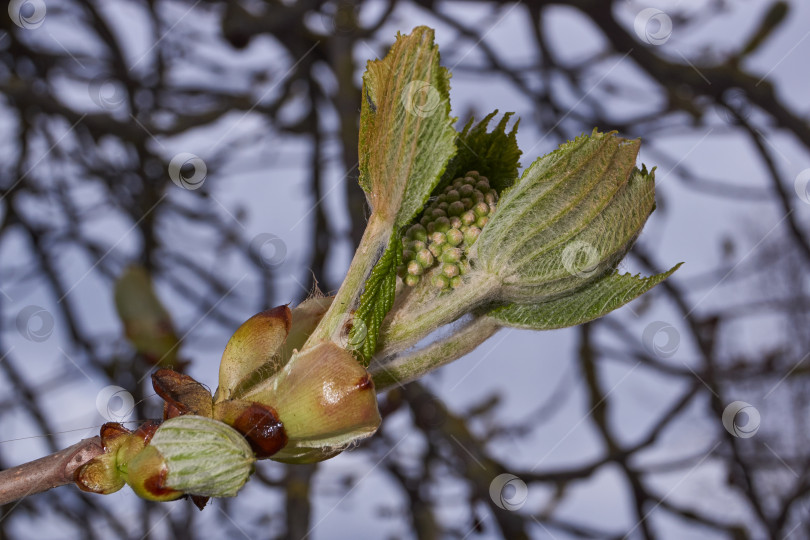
[
  {"left": 475, "top": 130, "right": 655, "bottom": 302},
  {"left": 486, "top": 264, "right": 682, "bottom": 329},
  {"left": 358, "top": 25, "right": 457, "bottom": 228},
  {"left": 302, "top": 26, "right": 458, "bottom": 355},
  {"left": 439, "top": 110, "right": 521, "bottom": 194},
  {"left": 350, "top": 235, "right": 402, "bottom": 363}
]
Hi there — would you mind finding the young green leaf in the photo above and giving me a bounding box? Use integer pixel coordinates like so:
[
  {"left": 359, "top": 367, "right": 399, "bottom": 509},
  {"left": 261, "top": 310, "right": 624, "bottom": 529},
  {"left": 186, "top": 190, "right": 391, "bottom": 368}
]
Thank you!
[
  {"left": 475, "top": 130, "right": 655, "bottom": 302},
  {"left": 485, "top": 264, "right": 682, "bottom": 330},
  {"left": 439, "top": 110, "right": 521, "bottom": 194},
  {"left": 350, "top": 235, "right": 402, "bottom": 363},
  {"left": 358, "top": 26, "right": 457, "bottom": 228},
  {"left": 304, "top": 26, "right": 458, "bottom": 349}
]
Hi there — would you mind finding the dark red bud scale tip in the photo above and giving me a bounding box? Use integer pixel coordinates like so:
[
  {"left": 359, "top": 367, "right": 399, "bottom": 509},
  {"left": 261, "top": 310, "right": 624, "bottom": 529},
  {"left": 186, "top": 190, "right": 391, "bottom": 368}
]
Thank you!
[
  {"left": 231, "top": 403, "right": 287, "bottom": 458},
  {"left": 144, "top": 467, "right": 181, "bottom": 499},
  {"left": 134, "top": 421, "right": 162, "bottom": 445},
  {"left": 355, "top": 372, "right": 374, "bottom": 391}
]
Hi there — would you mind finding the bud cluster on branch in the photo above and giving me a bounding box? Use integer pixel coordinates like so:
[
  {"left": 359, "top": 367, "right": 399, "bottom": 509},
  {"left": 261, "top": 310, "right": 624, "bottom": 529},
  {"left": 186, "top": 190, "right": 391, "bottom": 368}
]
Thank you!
[{"left": 0, "top": 25, "right": 678, "bottom": 508}]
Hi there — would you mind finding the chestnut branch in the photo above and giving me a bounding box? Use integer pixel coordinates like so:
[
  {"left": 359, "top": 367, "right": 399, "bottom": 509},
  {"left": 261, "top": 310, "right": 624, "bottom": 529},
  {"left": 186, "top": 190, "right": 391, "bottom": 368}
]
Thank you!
[{"left": 0, "top": 437, "right": 103, "bottom": 506}]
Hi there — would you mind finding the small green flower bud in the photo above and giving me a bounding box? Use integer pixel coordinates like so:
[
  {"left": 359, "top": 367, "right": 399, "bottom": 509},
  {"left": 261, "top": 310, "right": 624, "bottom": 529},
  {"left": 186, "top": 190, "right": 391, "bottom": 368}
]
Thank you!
[
  {"left": 434, "top": 217, "right": 451, "bottom": 232},
  {"left": 407, "top": 260, "right": 424, "bottom": 276},
  {"left": 463, "top": 226, "right": 481, "bottom": 245},
  {"left": 416, "top": 248, "right": 434, "bottom": 267},
  {"left": 446, "top": 228, "right": 464, "bottom": 246},
  {"left": 473, "top": 202, "right": 489, "bottom": 218},
  {"left": 434, "top": 274, "right": 450, "bottom": 288},
  {"left": 407, "top": 224, "right": 427, "bottom": 243},
  {"left": 476, "top": 216, "right": 489, "bottom": 228},
  {"left": 405, "top": 274, "right": 421, "bottom": 287},
  {"left": 442, "top": 263, "right": 460, "bottom": 278},
  {"left": 441, "top": 247, "right": 462, "bottom": 263},
  {"left": 430, "top": 231, "right": 447, "bottom": 246},
  {"left": 399, "top": 171, "right": 499, "bottom": 289},
  {"left": 448, "top": 201, "right": 465, "bottom": 216},
  {"left": 450, "top": 276, "right": 463, "bottom": 289}
]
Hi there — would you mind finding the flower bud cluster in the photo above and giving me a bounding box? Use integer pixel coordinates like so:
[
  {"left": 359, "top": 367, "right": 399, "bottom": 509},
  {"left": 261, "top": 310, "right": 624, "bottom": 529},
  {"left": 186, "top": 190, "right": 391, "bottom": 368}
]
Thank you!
[{"left": 400, "top": 171, "right": 497, "bottom": 289}]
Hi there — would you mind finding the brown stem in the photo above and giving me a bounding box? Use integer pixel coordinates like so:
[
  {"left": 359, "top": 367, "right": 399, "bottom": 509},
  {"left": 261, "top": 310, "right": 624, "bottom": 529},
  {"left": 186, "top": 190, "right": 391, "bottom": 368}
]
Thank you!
[{"left": 0, "top": 437, "right": 104, "bottom": 505}]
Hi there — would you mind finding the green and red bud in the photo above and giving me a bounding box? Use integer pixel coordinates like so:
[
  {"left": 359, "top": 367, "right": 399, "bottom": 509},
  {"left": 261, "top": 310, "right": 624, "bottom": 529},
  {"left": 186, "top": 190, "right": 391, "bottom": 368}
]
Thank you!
[
  {"left": 212, "top": 301, "right": 381, "bottom": 464},
  {"left": 215, "top": 306, "right": 292, "bottom": 402},
  {"left": 237, "top": 342, "right": 381, "bottom": 464},
  {"left": 75, "top": 417, "right": 254, "bottom": 501}
]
